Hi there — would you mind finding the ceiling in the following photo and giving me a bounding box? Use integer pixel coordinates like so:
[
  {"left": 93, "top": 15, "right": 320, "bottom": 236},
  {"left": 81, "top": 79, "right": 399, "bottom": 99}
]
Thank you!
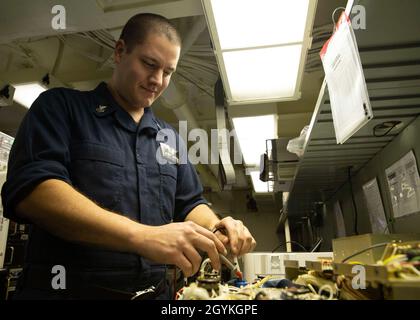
[{"left": 5, "top": 0, "right": 400, "bottom": 209}]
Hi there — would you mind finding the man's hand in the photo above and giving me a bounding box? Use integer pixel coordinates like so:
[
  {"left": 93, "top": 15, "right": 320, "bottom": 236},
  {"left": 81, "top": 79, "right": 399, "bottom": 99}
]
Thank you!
[
  {"left": 212, "top": 216, "right": 256, "bottom": 257},
  {"left": 138, "top": 221, "right": 227, "bottom": 277}
]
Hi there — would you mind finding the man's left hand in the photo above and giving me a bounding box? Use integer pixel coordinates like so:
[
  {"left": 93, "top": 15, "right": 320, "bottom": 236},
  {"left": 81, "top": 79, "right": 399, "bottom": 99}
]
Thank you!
[{"left": 212, "top": 217, "right": 256, "bottom": 257}]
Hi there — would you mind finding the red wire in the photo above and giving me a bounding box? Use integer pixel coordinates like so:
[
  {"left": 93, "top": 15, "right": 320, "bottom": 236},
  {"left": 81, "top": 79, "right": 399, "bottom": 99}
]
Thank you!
[{"left": 235, "top": 270, "right": 243, "bottom": 280}]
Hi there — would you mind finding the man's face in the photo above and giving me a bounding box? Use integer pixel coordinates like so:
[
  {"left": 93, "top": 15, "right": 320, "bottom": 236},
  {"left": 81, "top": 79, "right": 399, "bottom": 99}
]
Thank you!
[{"left": 114, "top": 32, "right": 180, "bottom": 108}]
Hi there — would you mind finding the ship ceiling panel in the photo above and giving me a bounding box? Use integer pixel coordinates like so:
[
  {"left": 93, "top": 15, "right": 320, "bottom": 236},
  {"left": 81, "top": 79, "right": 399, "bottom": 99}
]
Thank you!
[
  {"left": 353, "top": 0, "right": 420, "bottom": 46},
  {"left": 306, "top": 141, "right": 388, "bottom": 149},
  {"left": 300, "top": 158, "right": 369, "bottom": 164},
  {"left": 299, "top": 165, "right": 366, "bottom": 172},
  {"left": 309, "top": 135, "right": 394, "bottom": 145},
  {"left": 308, "top": 119, "right": 402, "bottom": 140},
  {"left": 318, "top": 106, "right": 420, "bottom": 121},
  {"left": 363, "top": 63, "right": 420, "bottom": 79},
  {"left": 304, "top": 148, "right": 381, "bottom": 157},
  {"left": 0, "top": 0, "right": 202, "bottom": 44},
  {"left": 364, "top": 84, "right": 420, "bottom": 97},
  {"left": 360, "top": 46, "right": 420, "bottom": 65}
]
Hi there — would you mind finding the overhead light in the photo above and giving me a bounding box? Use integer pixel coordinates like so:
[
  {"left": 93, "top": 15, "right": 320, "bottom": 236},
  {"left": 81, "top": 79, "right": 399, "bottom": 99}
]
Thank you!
[
  {"left": 232, "top": 115, "right": 277, "bottom": 167},
  {"left": 13, "top": 82, "right": 47, "bottom": 108},
  {"left": 233, "top": 114, "right": 277, "bottom": 193},
  {"left": 207, "top": 0, "right": 310, "bottom": 49},
  {"left": 223, "top": 45, "right": 302, "bottom": 101},
  {"left": 202, "top": 0, "right": 318, "bottom": 104},
  {"left": 250, "top": 170, "right": 273, "bottom": 193}
]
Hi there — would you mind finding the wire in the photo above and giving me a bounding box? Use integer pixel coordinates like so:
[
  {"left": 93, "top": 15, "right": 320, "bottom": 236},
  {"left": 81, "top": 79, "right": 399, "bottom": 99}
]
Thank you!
[
  {"left": 58, "top": 34, "right": 111, "bottom": 64},
  {"left": 382, "top": 254, "right": 407, "bottom": 265},
  {"left": 310, "top": 238, "right": 323, "bottom": 252},
  {"left": 348, "top": 166, "right": 359, "bottom": 235},
  {"left": 51, "top": 38, "right": 64, "bottom": 76},
  {"left": 406, "top": 265, "right": 420, "bottom": 277},
  {"left": 250, "top": 276, "right": 272, "bottom": 289},
  {"left": 318, "top": 284, "right": 335, "bottom": 300},
  {"left": 341, "top": 242, "right": 390, "bottom": 263},
  {"left": 331, "top": 7, "right": 346, "bottom": 30},
  {"left": 175, "top": 69, "right": 214, "bottom": 97},
  {"left": 381, "top": 222, "right": 391, "bottom": 234},
  {"left": 271, "top": 241, "right": 308, "bottom": 252},
  {"left": 373, "top": 121, "right": 401, "bottom": 137},
  {"left": 80, "top": 30, "right": 115, "bottom": 50}
]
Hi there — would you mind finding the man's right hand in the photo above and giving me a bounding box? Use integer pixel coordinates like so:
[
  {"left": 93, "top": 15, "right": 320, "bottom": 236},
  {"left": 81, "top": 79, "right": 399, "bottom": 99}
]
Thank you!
[{"left": 136, "top": 221, "right": 227, "bottom": 277}]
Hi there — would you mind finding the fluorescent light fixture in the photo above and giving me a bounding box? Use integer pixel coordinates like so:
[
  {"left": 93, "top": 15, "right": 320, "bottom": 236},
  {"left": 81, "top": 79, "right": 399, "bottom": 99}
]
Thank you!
[
  {"left": 13, "top": 82, "right": 47, "bottom": 108},
  {"left": 232, "top": 114, "right": 277, "bottom": 166},
  {"left": 223, "top": 45, "right": 302, "bottom": 101},
  {"left": 210, "top": 0, "right": 310, "bottom": 50},
  {"left": 202, "top": 0, "right": 318, "bottom": 104},
  {"left": 250, "top": 170, "right": 273, "bottom": 193}
]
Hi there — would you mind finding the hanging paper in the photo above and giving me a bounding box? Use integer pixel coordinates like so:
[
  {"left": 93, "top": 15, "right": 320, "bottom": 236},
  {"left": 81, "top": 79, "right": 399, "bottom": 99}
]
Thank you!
[
  {"left": 362, "top": 178, "right": 389, "bottom": 233},
  {"left": 320, "top": 12, "right": 373, "bottom": 144}
]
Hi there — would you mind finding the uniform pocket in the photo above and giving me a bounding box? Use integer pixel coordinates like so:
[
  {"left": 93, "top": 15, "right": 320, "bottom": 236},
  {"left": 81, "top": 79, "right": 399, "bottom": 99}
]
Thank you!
[
  {"left": 159, "top": 163, "right": 177, "bottom": 222},
  {"left": 70, "top": 142, "right": 124, "bottom": 210}
]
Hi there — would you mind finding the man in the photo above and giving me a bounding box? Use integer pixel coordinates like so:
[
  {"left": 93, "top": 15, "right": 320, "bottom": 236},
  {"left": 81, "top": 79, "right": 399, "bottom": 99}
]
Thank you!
[{"left": 1, "top": 13, "right": 256, "bottom": 299}]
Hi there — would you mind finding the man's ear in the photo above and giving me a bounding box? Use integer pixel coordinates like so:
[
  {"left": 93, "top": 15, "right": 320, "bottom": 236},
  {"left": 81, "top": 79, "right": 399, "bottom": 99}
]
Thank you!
[{"left": 114, "top": 39, "right": 126, "bottom": 64}]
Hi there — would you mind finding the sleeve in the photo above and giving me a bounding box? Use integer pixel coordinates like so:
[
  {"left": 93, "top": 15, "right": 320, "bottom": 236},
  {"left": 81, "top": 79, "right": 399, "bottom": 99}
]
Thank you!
[
  {"left": 1, "top": 89, "right": 73, "bottom": 223},
  {"left": 172, "top": 131, "right": 209, "bottom": 222}
]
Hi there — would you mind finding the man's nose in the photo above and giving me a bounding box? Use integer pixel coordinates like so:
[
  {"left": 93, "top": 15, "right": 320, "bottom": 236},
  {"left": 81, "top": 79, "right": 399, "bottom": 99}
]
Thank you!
[{"left": 149, "top": 69, "right": 163, "bottom": 87}]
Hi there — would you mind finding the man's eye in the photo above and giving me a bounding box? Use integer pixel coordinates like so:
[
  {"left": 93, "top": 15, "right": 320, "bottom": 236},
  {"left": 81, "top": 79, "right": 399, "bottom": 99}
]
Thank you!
[{"left": 143, "top": 60, "right": 155, "bottom": 68}]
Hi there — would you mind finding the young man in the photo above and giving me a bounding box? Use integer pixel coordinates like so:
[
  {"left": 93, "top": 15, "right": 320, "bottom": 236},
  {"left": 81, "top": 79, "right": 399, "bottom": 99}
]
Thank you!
[{"left": 1, "top": 13, "right": 256, "bottom": 299}]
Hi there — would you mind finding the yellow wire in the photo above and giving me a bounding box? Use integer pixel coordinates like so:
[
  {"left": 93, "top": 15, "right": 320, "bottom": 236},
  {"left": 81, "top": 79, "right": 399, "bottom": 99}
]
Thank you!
[
  {"left": 250, "top": 276, "right": 272, "bottom": 288},
  {"left": 383, "top": 254, "right": 406, "bottom": 265}
]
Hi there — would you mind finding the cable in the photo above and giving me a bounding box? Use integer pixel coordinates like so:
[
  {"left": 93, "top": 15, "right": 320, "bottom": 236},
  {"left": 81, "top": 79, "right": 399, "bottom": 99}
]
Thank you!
[
  {"left": 373, "top": 121, "right": 401, "bottom": 137},
  {"left": 176, "top": 69, "right": 214, "bottom": 97},
  {"left": 348, "top": 166, "right": 359, "bottom": 235},
  {"left": 341, "top": 242, "right": 390, "bottom": 263},
  {"left": 310, "top": 238, "right": 323, "bottom": 252},
  {"left": 272, "top": 241, "right": 308, "bottom": 252},
  {"left": 318, "top": 284, "right": 335, "bottom": 300},
  {"left": 59, "top": 34, "right": 111, "bottom": 64},
  {"left": 381, "top": 222, "right": 391, "bottom": 234},
  {"left": 51, "top": 38, "right": 64, "bottom": 76}
]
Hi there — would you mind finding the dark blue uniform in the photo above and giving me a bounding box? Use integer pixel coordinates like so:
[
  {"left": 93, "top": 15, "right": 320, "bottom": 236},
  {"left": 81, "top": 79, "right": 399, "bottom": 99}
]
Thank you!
[{"left": 1, "top": 82, "right": 207, "bottom": 299}]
